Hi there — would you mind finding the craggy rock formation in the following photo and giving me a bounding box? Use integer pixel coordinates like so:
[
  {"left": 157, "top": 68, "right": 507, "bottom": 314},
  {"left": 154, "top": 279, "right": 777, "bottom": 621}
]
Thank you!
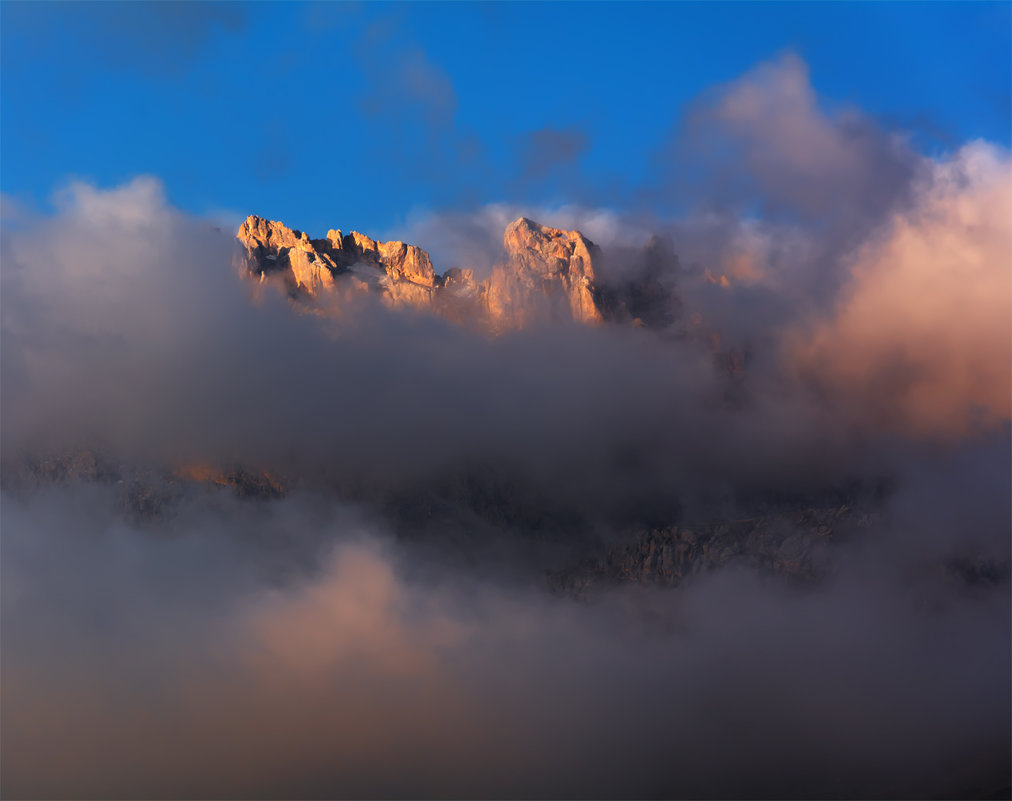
[
  {"left": 174, "top": 463, "right": 287, "bottom": 499},
  {"left": 3, "top": 449, "right": 288, "bottom": 523},
  {"left": 9, "top": 449, "right": 1008, "bottom": 598},
  {"left": 488, "top": 217, "right": 603, "bottom": 327},
  {"left": 235, "top": 213, "right": 754, "bottom": 382},
  {"left": 236, "top": 214, "right": 604, "bottom": 328},
  {"left": 545, "top": 502, "right": 1011, "bottom": 600},
  {"left": 236, "top": 215, "right": 437, "bottom": 307},
  {"left": 547, "top": 503, "right": 883, "bottom": 597}
]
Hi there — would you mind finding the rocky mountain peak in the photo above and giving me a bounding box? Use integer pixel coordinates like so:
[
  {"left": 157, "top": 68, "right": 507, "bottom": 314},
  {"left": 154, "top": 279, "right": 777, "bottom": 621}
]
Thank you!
[
  {"left": 236, "top": 214, "right": 437, "bottom": 302},
  {"left": 236, "top": 213, "right": 607, "bottom": 328},
  {"left": 504, "top": 217, "right": 596, "bottom": 279},
  {"left": 499, "top": 217, "right": 602, "bottom": 324},
  {"left": 238, "top": 215, "right": 304, "bottom": 249}
]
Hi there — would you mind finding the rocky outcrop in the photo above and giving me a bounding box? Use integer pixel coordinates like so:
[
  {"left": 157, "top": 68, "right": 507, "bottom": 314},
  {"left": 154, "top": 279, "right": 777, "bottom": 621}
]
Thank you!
[
  {"left": 546, "top": 503, "right": 882, "bottom": 597},
  {"left": 235, "top": 214, "right": 752, "bottom": 369},
  {"left": 236, "top": 214, "right": 605, "bottom": 328},
  {"left": 489, "top": 217, "right": 603, "bottom": 327},
  {"left": 236, "top": 215, "right": 436, "bottom": 307},
  {"left": 2, "top": 449, "right": 289, "bottom": 522},
  {"left": 175, "top": 463, "right": 287, "bottom": 499}
]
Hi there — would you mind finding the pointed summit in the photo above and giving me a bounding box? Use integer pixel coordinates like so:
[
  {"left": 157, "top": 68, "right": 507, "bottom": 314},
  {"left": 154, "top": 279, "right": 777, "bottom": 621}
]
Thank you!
[{"left": 501, "top": 217, "right": 602, "bottom": 324}]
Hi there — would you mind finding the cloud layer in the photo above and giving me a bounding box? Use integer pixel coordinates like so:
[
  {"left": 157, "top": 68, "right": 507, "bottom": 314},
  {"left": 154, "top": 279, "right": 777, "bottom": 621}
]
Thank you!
[
  {"left": 3, "top": 482, "right": 1008, "bottom": 799},
  {"left": 1, "top": 53, "right": 1009, "bottom": 799}
]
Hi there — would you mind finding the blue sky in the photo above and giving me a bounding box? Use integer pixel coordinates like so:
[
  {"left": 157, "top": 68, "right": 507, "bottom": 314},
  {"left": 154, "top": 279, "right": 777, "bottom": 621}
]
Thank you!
[{"left": 2, "top": 1, "right": 1009, "bottom": 236}]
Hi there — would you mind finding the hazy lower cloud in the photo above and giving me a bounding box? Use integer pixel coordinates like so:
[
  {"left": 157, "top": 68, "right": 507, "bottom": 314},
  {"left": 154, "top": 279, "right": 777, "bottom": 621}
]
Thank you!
[{"left": 3, "top": 478, "right": 1008, "bottom": 799}]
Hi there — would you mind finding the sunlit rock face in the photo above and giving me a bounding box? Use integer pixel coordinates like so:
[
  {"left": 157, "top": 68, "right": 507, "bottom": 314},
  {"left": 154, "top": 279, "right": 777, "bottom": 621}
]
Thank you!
[
  {"left": 495, "top": 217, "right": 603, "bottom": 326},
  {"left": 233, "top": 214, "right": 750, "bottom": 383},
  {"left": 236, "top": 215, "right": 436, "bottom": 308},
  {"left": 236, "top": 214, "right": 605, "bottom": 328}
]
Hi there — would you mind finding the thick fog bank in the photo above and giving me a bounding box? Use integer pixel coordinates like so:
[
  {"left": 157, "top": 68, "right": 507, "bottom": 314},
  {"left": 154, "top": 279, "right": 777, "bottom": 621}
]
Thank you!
[{"left": 2, "top": 482, "right": 1009, "bottom": 800}]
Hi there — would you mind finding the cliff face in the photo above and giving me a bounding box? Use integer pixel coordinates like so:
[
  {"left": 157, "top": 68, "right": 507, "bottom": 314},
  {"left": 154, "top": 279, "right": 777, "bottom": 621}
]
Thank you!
[
  {"left": 235, "top": 213, "right": 752, "bottom": 375},
  {"left": 236, "top": 214, "right": 604, "bottom": 328},
  {"left": 489, "top": 217, "right": 603, "bottom": 327},
  {"left": 236, "top": 215, "right": 437, "bottom": 305}
]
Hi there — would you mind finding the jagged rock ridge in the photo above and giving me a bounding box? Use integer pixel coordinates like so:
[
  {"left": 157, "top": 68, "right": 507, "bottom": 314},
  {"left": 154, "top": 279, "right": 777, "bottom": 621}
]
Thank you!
[
  {"left": 236, "top": 215, "right": 437, "bottom": 306},
  {"left": 492, "top": 217, "right": 602, "bottom": 326},
  {"left": 236, "top": 214, "right": 604, "bottom": 328},
  {"left": 236, "top": 214, "right": 759, "bottom": 378},
  {"left": 547, "top": 504, "right": 876, "bottom": 597}
]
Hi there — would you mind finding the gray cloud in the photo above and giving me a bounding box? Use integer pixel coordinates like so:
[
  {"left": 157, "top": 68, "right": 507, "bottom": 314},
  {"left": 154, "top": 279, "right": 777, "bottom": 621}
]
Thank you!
[
  {"left": 2, "top": 479, "right": 1008, "bottom": 799},
  {"left": 4, "top": 1, "right": 246, "bottom": 78},
  {"left": 651, "top": 53, "right": 928, "bottom": 312},
  {"left": 2, "top": 173, "right": 1008, "bottom": 798},
  {"left": 0, "top": 178, "right": 876, "bottom": 523},
  {"left": 516, "top": 126, "right": 591, "bottom": 184},
  {"left": 2, "top": 51, "right": 1010, "bottom": 799},
  {"left": 358, "top": 46, "right": 458, "bottom": 130},
  {"left": 673, "top": 53, "right": 921, "bottom": 221}
]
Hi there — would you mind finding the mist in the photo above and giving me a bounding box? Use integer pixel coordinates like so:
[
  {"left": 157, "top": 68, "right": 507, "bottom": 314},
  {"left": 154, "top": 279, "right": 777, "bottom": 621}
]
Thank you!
[
  {"left": 2, "top": 53, "right": 1009, "bottom": 799},
  {"left": 3, "top": 479, "right": 1008, "bottom": 799}
]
